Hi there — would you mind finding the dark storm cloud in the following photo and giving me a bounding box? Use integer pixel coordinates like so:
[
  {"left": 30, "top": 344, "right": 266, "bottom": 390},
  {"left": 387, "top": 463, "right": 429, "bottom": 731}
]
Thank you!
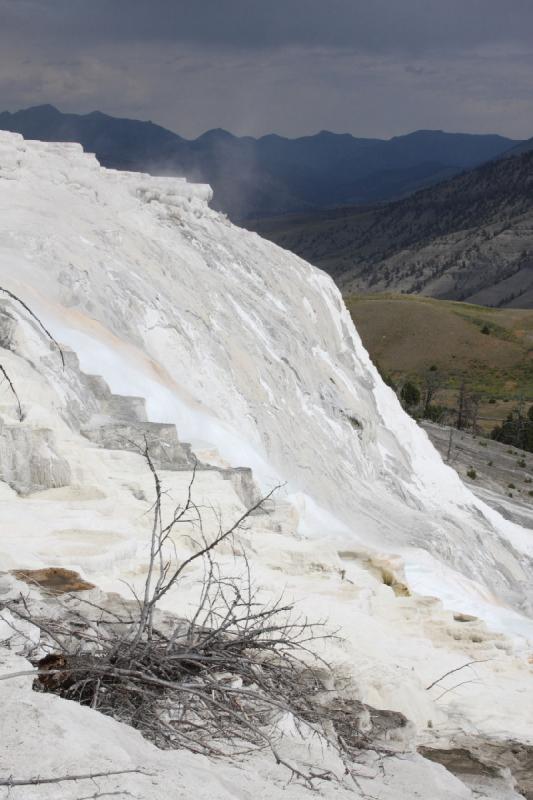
[
  {"left": 4, "top": 0, "right": 533, "bottom": 51},
  {"left": 0, "top": 0, "right": 532, "bottom": 138}
]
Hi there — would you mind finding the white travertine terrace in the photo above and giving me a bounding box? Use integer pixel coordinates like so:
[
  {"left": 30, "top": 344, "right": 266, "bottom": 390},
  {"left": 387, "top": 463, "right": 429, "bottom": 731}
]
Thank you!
[{"left": 0, "top": 132, "right": 532, "bottom": 799}]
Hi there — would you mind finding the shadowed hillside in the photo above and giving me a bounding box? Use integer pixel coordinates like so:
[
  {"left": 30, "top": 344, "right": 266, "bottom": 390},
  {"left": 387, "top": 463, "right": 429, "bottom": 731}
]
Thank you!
[{"left": 252, "top": 148, "right": 533, "bottom": 308}]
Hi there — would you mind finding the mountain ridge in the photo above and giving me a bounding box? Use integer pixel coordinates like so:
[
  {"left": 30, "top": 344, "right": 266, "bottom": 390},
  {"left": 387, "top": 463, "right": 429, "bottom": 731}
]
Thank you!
[{"left": 0, "top": 104, "right": 520, "bottom": 220}]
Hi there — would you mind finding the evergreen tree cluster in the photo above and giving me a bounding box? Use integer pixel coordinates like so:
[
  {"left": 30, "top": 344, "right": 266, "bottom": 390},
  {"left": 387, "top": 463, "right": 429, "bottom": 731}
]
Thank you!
[{"left": 491, "top": 406, "right": 533, "bottom": 453}]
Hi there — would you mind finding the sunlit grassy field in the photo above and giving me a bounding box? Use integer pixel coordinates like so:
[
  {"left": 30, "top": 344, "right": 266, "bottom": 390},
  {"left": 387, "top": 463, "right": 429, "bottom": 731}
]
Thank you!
[{"left": 346, "top": 293, "right": 533, "bottom": 429}]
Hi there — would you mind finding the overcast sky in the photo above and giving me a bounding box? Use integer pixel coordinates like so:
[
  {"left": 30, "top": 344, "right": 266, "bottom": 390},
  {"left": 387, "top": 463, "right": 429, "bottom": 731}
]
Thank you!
[{"left": 1, "top": 0, "right": 532, "bottom": 139}]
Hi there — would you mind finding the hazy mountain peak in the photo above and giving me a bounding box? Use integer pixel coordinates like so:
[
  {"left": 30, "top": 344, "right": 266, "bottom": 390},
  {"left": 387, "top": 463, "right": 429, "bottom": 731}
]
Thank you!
[
  {"left": 197, "top": 127, "right": 236, "bottom": 140},
  {"left": 19, "top": 103, "right": 62, "bottom": 116}
]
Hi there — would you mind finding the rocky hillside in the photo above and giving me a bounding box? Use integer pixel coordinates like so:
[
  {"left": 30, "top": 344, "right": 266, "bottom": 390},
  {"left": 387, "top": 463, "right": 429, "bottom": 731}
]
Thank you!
[
  {"left": 423, "top": 420, "right": 533, "bottom": 527},
  {"left": 1, "top": 132, "right": 533, "bottom": 799},
  {"left": 252, "top": 148, "right": 533, "bottom": 308},
  {"left": 0, "top": 105, "right": 518, "bottom": 221}
]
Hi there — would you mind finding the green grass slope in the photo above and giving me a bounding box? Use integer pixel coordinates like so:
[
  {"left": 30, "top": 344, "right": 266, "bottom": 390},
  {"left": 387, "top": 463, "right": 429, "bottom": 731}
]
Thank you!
[{"left": 346, "top": 293, "right": 533, "bottom": 427}]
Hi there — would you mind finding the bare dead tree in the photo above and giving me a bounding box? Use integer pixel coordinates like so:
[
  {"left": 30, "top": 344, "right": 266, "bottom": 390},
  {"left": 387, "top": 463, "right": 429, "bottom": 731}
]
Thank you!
[
  {"left": 456, "top": 380, "right": 469, "bottom": 431},
  {"left": 446, "top": 426, "right": 455, "bottom": 464},
  {"left": 421, "top": 367, "right": 442, "bottom": 418}
]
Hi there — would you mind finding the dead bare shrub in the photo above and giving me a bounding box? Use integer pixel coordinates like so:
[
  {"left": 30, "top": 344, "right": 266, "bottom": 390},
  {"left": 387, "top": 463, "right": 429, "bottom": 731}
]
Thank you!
[{"left": 2, "top": 442, "right": 398, "bottom": 788}]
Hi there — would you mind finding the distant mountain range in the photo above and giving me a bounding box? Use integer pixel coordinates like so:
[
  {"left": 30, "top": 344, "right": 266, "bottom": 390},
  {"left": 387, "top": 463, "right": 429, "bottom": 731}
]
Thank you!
[
  {"left": 252, "top": 142, "right": 533, "bottom": 308},
  {"left": 0, "top": 105, "right": 520, "bottom": 221}
]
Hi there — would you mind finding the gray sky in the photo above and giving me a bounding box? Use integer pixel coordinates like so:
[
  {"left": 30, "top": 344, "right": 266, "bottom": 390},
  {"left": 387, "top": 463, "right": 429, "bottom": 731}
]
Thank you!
[{"left": 1, "top": 0, "right": 532, "bottom": 139}]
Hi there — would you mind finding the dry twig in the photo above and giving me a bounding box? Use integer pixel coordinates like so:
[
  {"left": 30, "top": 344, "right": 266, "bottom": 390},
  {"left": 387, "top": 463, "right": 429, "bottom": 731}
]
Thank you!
[
  {"left": 0, "top": 770, "right": 147, "bottom": 788},
  {"left": 0, "top": 285, "right": 64, "bottom": 366}
]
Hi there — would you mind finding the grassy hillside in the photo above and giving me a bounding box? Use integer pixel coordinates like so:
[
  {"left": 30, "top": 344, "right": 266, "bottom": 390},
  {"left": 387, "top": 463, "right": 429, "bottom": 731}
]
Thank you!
[{"left": 346, "top": 293, "right": 533, "bottom": 428}]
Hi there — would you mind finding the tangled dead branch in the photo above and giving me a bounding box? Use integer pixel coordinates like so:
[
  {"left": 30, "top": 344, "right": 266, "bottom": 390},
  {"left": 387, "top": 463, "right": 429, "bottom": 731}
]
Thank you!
[{"left": 1, "top": 442, "right": 400, "bottom": 789}]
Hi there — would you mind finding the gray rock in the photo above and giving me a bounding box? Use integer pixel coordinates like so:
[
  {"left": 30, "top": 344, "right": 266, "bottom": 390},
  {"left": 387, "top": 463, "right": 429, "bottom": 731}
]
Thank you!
[{"left": 0, "top": 422, "right": 71, "bottom": 494}]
